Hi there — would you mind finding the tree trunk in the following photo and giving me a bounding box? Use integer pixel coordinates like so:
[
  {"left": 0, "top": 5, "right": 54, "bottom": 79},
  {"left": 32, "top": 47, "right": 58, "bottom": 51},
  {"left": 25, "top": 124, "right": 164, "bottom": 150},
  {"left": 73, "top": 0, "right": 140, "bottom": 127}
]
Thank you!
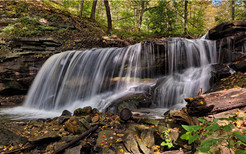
[
  {"left": 104, "top": 0, "right": 112, "bottom": 35},
  {"left": 79, "top": 0, "right": 84, "bottom": 18},
  {"left": 90, "top": 0, "right": 98, "bottom": 20},
  {"left": 185, "top": 88, "right": 246, "bottom": 116},
  {"left": 137, "top": 1, "right": 145, "bottom": 32},
  {"left": 244, "top": 1, "right": 246, "bottom": 14},
  {"left": 184, "top": 0, "right": 188, "bottom": 35},
  {"left": 231, "top": 0, "right": 235, "bottom": 20}
]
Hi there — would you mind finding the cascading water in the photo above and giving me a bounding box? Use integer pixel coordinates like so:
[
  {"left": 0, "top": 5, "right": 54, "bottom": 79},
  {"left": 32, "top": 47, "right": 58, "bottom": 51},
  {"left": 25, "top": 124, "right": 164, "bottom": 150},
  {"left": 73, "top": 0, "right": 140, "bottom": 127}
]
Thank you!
[
  {"left": 23, "top": 43, "right": 155, "bottom": 112},
  {"left": 0, "top": 38, "right": 217, "bottom": 119},
  {"left": 153, "top": 38, "right": 216, "bottom": 108}
]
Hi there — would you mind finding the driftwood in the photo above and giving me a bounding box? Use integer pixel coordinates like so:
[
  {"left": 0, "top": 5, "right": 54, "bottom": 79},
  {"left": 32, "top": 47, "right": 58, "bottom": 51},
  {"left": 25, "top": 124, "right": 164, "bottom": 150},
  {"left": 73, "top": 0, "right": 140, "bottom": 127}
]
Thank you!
[
  {"left": 53, "top": 125, "right": 98, "bottom": 154},
  {"left": 172, "top": 108, "right": 200, "bottom": 125},
  {"left": 185, "top": 88, "right": 246, "bottom": 116}
]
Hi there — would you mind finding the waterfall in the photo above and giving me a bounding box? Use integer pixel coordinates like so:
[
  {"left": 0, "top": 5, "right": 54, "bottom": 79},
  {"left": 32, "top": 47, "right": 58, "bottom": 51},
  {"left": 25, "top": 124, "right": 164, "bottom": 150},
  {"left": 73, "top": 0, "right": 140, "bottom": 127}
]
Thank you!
[
  {"left": 153, "top": 38, "right": 217, "bottom": 107},
  {"left": 23, "top": 43, "right": 156, "bottom": 111},
  {"left": 0, "top": 38, "right": 217, "bottom": 119}
]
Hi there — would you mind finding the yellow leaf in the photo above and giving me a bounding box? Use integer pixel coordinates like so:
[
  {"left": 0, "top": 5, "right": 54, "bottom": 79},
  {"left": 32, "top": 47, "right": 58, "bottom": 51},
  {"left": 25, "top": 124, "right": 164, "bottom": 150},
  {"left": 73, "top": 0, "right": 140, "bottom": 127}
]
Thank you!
[{"left": 200, "top": 101, "right": 204, "bottom": 105}]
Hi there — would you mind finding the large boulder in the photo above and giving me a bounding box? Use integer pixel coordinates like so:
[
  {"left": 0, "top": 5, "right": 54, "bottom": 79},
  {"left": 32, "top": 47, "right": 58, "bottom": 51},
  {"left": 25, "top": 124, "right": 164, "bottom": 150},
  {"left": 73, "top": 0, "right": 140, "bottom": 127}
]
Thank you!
[
  {"left": 207, "top": 20, "right": 246, "bottom": 63},
  {"left": 207, "top": 20, "right": 246, "bottom": 40}
]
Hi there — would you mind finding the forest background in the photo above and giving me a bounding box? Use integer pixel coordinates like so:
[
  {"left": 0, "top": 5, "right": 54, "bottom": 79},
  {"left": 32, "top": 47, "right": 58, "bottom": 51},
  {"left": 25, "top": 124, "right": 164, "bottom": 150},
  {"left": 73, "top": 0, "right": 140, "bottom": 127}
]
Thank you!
[{"left": 51, "top": 0, "right": 246, "bottom": 39}]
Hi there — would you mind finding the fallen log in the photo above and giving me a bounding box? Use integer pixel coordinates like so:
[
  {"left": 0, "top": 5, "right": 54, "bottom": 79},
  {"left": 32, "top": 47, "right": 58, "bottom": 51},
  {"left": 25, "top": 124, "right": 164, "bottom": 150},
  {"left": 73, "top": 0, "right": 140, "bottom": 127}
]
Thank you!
[
  {"left": 185, "top": 88, "right": 246, "bottom": 116},
  {"left": 53, "top": 125, "right": 98, "bottom": 154},
  {"left": 119, "top": 108, "right": 133, "bottom": 122}
]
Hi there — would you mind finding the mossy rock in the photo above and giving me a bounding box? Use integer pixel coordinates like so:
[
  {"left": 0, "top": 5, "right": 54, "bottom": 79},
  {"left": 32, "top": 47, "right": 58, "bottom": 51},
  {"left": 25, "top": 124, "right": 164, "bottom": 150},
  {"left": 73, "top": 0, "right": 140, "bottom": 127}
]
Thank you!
[
  {"left": 73, "top": 106, "right": 92, "bottom": 116},
  {"left": 64, "top": 116, "right": 86, "bottom": 134}
]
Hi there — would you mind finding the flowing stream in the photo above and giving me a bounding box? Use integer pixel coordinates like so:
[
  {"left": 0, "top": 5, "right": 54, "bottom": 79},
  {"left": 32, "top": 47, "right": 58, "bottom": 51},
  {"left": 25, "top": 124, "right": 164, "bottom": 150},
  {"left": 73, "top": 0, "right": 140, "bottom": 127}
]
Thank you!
[{"left": 0, "top": 38, "right": 217, "bottom": 119}]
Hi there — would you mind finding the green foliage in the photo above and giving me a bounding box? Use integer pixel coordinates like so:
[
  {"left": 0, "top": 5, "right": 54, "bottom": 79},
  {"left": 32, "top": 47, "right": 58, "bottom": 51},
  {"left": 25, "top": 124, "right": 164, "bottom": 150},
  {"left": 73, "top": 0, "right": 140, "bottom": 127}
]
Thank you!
[
  {"left": 197, "top": 117, "right": 206, "bottom": 124},
  {"left": 234, "top": 131, "right": 246, "bottom": 143},
  {"left": 182, "top": 125, "right": 201, "bottom": 132},
  {"left": 39, "top": 25, "right": 58, "bottom": 31},
  {"left": 181, "top": 116, "right": 246, "bottom": 153},
  {"left": 204, "top": 122, "right": 220, "bottom": 131},
  {"left": 161, "top": 130, "right": 174, "bottom": 149},
  {"left": 180, "top": 126, "right": 200, "bottom": 144},
  {"left": 14, "top": 17, "right": 39, "bottom": 25},
  {"left": 2, "top": 17, "right": 42, "bottom": 37},
  {"left": 196, "top": 146, "right": 210, "bottom": 153}
]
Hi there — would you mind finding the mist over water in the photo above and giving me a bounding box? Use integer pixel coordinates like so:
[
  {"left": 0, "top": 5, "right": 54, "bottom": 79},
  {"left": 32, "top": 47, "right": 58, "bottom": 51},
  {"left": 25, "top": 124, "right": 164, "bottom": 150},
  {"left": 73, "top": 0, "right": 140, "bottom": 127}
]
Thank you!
[{"left": 0, "top": 38, "right": 217, "bottom": 119}]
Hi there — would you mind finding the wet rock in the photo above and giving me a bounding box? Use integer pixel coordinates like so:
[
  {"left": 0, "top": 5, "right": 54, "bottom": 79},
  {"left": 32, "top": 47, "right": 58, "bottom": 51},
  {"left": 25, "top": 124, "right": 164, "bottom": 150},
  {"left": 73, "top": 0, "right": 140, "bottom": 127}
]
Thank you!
[
  {"left": 117, "top": 101, "right": 138, "bottom": 112},
  {"left": 92, "top": 115, "right": 100, "bottom": 123},
  {"left": 96, "top": 130, "right": 115, "bottom": 149},
  {"left": 73, "top": 106, "right": 92, "bottom": 116},
  {"left": 106, "top": 92, "right": 151, "bottom": 113},
  {"left": 231, "top": 57, "right": 246, "bottom": 72},
  {"left": 136, "top": 135, "right": 151, "bottom": 154},
  {"left": 79, "top": 118, "right": 91, "bottom": 129},
  {"left": 141, "top": 117, "right": 159, "bottom": 126},
  {"left": 64, "top": 145, "right": 82, "bottom": 154},
  {"left": 84, "top": 115, "right": 92, "bottom": 123},
  {"left": 61, "top": 136, "right": 78, "bottom": 142},
  {"left": 28, "top": 131, "right": 60, "bottom": 144},
  {"left": 210, "top": 64, "right": 231, "bottom": 85},
  {"left": 57, "top": 116, "right": 70, "bottom": 124},
  {"left": 92, "top": 108, "right": 99, "bottom": 114},
  {"left": 163, "top": 149, "right": 184, "bottom": 154},
  {"left": 123, "top": 130, "right": 141, "bottom": 153},
  {"left": 0, "top": 127, "right": 28, "bottom": 146},
  {"left": 61, "top": 110, "right": 72, "bottom": 116},
  {"left": 64, "top": 116, "right": 86, "bottom": 134},
  {"left": 101, "top": 147, "right": 115, "bottom": 154},
  {"left": 115, "top": 145, "right": 128, "bottom": 154},
  {"left": 140, "top": 129, "right": 155, "bottom": 148}
]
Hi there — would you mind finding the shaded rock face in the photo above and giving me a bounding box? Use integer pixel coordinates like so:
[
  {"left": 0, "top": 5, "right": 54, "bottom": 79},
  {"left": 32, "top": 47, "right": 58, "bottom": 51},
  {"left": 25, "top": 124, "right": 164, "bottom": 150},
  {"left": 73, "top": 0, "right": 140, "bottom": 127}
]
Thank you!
[
  {"left": 0, "top": 52, "right": 50, "bottom": 96},
  {"left": 209, "top": 63, "right": 231, "bottom": 86},
  {"left": 7, "top": 37, "right": 61, "bottom": 52},
  {"left": 106, "top": 92, "right": 152, "bottom": 113},
  {"left": 207, "top": 20, "right": 246, "bottom": 63},
  {"left": 0, "top": 36, "right": 62, "bottom": 97},
  {"left": 0, "top": 127, "right": 28, "bottom": 146},
  {"left": 230, "top": 56, "right": 246, "bottom": 72}
]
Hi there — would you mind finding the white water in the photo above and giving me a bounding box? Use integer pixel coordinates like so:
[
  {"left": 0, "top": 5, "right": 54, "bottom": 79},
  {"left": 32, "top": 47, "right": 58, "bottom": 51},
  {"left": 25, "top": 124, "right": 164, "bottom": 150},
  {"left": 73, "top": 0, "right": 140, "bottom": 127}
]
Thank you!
[
  {"left": 0, "top": 38, "right": 217, "bottom": 119},
  {"left": 153, "top": 38, "right": 216, "bottom": 107}
]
